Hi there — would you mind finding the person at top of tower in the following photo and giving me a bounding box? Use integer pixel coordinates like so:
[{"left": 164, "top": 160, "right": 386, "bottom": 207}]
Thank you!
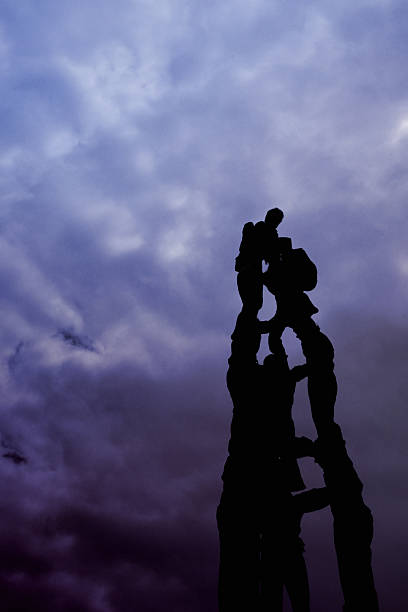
[
  {"left": 225, "top": 218, "right": 314, "bottom": 490},
  {"left": 243, "top": 208, "right": 320, "bottom": 347}
]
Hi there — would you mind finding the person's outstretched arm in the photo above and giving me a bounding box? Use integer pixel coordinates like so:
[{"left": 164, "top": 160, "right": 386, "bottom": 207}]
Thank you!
[
  {"left": 294, "top": 487, "right": 330, "bottom": 514},
  {"left": 290, "top": 363, "right": 308, "bottom": 382}
]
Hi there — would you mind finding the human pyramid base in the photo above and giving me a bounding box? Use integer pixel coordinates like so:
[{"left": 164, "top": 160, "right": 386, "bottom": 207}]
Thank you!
[{"left": 217, "top": 209, "right": 379, "bottom": 612}]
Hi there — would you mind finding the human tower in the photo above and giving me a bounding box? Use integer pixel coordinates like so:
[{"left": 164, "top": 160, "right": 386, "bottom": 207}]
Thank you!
[{"left": 217, "top": 209, "right": 379, "bottom": 611}]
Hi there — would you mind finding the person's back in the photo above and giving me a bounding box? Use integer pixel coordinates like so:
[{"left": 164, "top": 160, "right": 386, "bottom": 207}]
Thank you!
[{"left": 225, "top": 347, "right": 305, "bottom": 492}]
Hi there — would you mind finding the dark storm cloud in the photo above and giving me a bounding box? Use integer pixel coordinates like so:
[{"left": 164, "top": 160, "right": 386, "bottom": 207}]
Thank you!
[
  {"left": 56, "top": 329, "right": 97, "bottom": 352},
  {"left": 7, "top": 340, "right": 24, "bottom": 372},
  {"left": 0, "top": 0, "right": 408, "bottom": 610},
  {"left": 1, "top": 315, "right": 405, "bottom": 611},
  {"left": 0, "top": 355, "right": 226, "bottom": 611}
]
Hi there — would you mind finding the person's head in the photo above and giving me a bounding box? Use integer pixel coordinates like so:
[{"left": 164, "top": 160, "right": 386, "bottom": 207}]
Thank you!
[{"left": 265, "top": 208, "right": 284, "bottom": 229}]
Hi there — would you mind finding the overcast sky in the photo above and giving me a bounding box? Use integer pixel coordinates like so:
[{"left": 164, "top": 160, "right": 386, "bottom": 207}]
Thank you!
[{"left": 1, "top": 1, "right": 408, "bottom": 610}]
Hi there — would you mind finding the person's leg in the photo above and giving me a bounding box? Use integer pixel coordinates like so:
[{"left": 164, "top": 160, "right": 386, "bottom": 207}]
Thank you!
[
  {"left": 229, "top": 222, "right": 264, "bottom": 366},
  {"left": 334, "top": 510, "right": 378, "bottom": 612},
  {"left": 284, "top": 552, "right": 310, "bottom": 612},
  {"left": 293, "top": 318, "right": 337, "bottom": 435},
  {"left": 259, "top": 534, "right": 284, "bottom": 612},
  {"left": 315, "top": 424, "right": 379, "bottom": 612},
  {"left": 217, "top": 491, "right": 261, "bottom": 611}
]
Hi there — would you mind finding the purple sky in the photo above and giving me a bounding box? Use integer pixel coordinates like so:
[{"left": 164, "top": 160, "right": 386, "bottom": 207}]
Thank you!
[{"left": 1, "top": 1, "right": 408, "bottom": 610}]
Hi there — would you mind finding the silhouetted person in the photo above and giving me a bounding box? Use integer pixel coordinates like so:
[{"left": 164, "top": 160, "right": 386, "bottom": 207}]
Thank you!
[
  {"left": 260, "top": 487, "right": 330, "bottom": 612},
  {"left": 218, "top": 210, "right": 378, "bottom": 612},
  {"left": 258, "top": 209, "right": 337, "bottom": 436},
  {"left": 218, "top": 221, "right": 314, "bottom": 611},
  {"left": 260, "top": 208, "right": 318, "bottom": 343},
  {"left": 226, "top": 221, "right": 315, "bottom": 491},
  {"left": 218, "top": 486, "right": 329, "bottom": 612}
]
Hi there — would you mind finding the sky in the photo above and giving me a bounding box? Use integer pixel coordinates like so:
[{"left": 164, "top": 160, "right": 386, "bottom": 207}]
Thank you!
[{"left": 0, "top": 0, "right": 408, "bottom": 610}]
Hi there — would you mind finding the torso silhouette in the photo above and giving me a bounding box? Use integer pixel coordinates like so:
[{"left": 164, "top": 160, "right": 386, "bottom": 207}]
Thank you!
[{"left": 224, "top": 350, "right": 305, "bottom": 492}]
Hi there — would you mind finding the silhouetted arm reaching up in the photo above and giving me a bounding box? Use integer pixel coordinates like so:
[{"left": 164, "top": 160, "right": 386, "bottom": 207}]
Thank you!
[{"left": 290, "top": 363, "right": 308, "bottom": 383}]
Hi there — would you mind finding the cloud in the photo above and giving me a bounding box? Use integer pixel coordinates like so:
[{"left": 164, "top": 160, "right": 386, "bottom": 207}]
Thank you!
[
  {"left": 56, "top": 329, "right": 97, "bottom": 352},
  {"left": 0, "top": 313, "right": 406, "bottom": 610}
]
